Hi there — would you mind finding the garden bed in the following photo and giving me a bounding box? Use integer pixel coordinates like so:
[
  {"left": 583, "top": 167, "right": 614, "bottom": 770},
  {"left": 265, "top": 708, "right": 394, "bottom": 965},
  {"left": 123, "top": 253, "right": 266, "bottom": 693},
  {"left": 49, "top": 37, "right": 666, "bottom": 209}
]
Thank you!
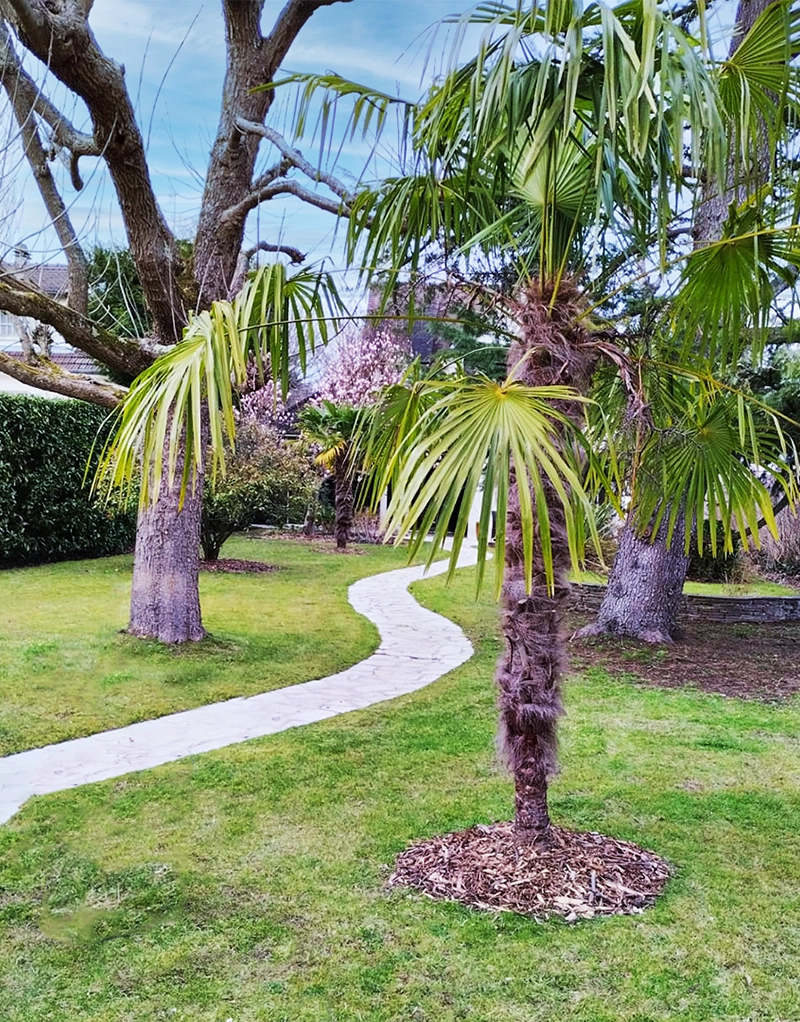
[{"left": 569, "top": 614, "right": 800, "bottom": 702}]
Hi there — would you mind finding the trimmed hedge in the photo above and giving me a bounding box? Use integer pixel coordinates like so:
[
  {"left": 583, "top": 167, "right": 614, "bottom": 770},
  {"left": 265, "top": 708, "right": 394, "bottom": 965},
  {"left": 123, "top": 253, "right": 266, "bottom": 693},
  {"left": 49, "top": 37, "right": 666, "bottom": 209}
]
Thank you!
[{"left": 0, "top": 394, "right": 136, "bottom": 566}]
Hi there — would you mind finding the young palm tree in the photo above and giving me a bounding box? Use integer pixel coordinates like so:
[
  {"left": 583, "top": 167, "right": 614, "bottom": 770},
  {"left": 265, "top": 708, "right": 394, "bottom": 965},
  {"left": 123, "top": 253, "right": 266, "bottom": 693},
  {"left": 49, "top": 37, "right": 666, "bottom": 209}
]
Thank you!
[
  {"left": 337, "top": 0, "right": 800, "bottom": 842},
  {"left": 585, "top": 0, "right": 800, "bottom": 641},
  {"left": 299, "top": 401, "right": 362, "bottom": 548},
  {"left": 99, "top": 261, "right": 344, "bottom": 520}
]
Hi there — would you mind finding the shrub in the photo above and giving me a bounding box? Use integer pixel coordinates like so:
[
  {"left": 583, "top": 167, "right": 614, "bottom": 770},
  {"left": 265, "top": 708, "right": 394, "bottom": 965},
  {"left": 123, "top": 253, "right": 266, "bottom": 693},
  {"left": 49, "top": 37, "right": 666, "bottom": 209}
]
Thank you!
[
  {"left": 201, "top": 421, "right": 317, "bottom": 560},
  {"left": 0, "top": 394, "right": 136, "bottom": 566},
  {"left": 686, "top": 527, "right": 743, "bottom": 583}
]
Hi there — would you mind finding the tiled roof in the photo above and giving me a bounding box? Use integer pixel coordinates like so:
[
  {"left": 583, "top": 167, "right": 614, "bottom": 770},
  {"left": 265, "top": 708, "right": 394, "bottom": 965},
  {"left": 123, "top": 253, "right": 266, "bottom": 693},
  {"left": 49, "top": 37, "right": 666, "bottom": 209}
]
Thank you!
[
  {"left": 1, "top": 349, "right": 103, "bottom": 375},
  {"left": 0, "top": 261, "right": 69, "bottom": 297}
]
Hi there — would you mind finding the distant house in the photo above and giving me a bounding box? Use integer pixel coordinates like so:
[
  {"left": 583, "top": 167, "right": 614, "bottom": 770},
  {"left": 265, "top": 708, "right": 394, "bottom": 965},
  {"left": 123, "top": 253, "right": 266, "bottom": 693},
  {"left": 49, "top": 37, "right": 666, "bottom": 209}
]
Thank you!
[{"left": 0, "top": 248, "right": 107, "bottom": 399}]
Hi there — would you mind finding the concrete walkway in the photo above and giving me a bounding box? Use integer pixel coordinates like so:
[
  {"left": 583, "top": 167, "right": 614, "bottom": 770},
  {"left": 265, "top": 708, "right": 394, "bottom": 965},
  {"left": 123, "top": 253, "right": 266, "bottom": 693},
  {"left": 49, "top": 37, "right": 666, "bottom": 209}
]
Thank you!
[{"left": 0, "top": 549, "right": 477, "bottom": 826}]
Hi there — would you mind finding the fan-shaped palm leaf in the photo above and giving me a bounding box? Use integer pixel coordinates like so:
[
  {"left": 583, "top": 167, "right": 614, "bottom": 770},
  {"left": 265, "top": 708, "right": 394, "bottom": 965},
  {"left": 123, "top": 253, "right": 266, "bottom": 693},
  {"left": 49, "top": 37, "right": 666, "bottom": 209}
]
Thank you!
[
  {"left": 377, "top": 376, "right": 599, "bottom": 597},
  {"left": 99, "top": 263, "right": 345, "bottom": 503}
]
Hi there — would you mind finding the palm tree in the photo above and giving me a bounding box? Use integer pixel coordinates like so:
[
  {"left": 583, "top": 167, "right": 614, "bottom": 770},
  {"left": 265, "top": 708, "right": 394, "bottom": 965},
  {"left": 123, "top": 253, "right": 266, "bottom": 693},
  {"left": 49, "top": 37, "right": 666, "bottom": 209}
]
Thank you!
[
  {"left": 333, "top": 0, "right": 800, "bottom": 843},
  {"left": 299, "top": 401, "right": 362, "bottom": 548},
  {"left": 99, "top": 261, "right": 344, "bottom": 530},
  {"left": 104, "top": 0, "right": 800, "bottom": 852},
  {"left": 584, "top": 0, "right": 800, "bottom": 641}
]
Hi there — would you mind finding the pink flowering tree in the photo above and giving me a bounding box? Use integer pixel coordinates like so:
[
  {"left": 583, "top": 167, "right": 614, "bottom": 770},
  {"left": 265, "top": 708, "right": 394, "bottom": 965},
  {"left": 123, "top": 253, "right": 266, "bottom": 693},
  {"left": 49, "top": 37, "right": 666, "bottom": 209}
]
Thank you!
[
  {"left": 296, "top": 325, "right": 412, "bottom": 544},
  {"left": 318, "top": 325, "right": 411, "bottom": 408}
]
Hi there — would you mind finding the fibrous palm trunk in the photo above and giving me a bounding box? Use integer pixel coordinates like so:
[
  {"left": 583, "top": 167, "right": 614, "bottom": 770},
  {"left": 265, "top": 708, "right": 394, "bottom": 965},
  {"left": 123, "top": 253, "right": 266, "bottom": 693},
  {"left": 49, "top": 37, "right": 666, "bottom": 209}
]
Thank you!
[
  {"left": 498, "top": 281, "right": 595, "bottom": 846},
  {"left": 333, "top": 452, "right": 354, "bottom": 549}
]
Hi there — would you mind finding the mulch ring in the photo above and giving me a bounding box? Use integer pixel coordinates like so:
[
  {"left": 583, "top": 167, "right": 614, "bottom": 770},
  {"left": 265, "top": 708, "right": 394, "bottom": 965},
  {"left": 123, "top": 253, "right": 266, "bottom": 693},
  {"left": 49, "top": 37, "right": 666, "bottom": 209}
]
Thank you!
[
  {"left": 569, "top": 613, "right": 800, "bottom": 702},
  {"left": 388, "top": 822, "right": 670, "bottom": 922},
  {"left": 200, "top": 559, "right": 281, "bottom": 574}
]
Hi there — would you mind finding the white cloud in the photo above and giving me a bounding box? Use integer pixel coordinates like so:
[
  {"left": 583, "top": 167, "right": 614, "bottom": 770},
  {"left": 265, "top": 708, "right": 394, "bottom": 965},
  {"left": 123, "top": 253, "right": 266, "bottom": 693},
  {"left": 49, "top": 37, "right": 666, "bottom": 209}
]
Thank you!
[{"left": 285, "top": 41, "right": 426, "bottom": 92}]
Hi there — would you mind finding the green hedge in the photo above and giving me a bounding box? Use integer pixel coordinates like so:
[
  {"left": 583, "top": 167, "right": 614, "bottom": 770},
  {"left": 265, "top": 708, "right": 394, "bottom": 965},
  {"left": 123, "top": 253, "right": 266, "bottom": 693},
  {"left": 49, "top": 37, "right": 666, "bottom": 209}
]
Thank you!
[{"left": 0, "top": 394, "right": 136, "bottom": 566}]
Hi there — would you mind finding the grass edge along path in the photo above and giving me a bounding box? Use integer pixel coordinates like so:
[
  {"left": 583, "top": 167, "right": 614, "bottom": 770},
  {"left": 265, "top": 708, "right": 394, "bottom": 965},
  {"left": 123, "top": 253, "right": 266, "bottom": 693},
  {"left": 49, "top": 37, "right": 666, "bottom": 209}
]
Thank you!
[{"left": 0, "top": 548, "right": 474, "bottom": 826}]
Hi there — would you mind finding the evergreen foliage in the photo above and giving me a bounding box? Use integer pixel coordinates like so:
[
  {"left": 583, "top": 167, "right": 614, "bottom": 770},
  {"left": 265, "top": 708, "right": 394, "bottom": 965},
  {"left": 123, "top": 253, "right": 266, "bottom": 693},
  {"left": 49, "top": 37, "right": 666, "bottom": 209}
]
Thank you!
[
  {"left": 0, "top": 394, "right": 135, "bottom": 566},
  {"left": 200, "top": 421, "right": 316, "bottom": 561}
]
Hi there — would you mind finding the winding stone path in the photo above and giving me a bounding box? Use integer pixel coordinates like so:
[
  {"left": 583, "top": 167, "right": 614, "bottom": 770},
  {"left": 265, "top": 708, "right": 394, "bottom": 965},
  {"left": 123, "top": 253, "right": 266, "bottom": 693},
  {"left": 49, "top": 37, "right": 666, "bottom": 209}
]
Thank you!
[{"left": 0, "top": 549, "right": 477, "bottom": 826}]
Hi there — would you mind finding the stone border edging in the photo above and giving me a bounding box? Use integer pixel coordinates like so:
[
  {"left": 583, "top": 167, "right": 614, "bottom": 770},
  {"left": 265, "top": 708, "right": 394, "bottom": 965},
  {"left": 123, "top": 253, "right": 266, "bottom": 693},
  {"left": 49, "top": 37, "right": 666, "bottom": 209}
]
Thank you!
[
  {"left": 0, "top": 550, "right": 477, "bottom": 827},
  {"left": 571, "top": 582, "right": 800, "bottom": 623}
]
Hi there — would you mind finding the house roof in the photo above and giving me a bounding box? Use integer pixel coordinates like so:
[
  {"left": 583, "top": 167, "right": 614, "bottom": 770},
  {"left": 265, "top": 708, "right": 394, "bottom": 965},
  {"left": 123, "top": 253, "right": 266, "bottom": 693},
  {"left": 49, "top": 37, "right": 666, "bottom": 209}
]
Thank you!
[
  {"left": 1, "top": 349, "right": 103, "bottom": 375},
  {"left": 0, "top": 261, "right": 70, "bottom": 297}
]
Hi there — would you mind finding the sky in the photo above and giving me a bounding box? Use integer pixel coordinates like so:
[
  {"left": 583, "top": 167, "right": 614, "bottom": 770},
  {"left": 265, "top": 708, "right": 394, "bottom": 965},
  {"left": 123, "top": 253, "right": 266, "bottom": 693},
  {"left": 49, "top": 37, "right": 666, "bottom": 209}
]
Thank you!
[{"left": 5, "top": 0, "right": 481, "bottom": 276}]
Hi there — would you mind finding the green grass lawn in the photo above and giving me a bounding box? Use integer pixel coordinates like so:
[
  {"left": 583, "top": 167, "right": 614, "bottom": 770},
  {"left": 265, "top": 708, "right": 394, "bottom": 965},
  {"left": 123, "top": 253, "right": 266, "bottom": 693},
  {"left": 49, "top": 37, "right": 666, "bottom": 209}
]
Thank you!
[
  {"left": 0, "top": 536, "right": 413, "bottom": 756},
  {"left": 1, "top": 561, "right": 799, "bottom": 1020}
]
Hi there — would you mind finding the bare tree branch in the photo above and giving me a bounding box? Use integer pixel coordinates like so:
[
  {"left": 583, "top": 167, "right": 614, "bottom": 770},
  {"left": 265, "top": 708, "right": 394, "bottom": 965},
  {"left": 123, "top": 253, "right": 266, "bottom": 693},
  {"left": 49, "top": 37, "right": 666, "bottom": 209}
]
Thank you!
[
  {"left": 236, "top": 118, "right": 354, "bottom": 200},
  {"left": 221, "top": 177, "right": 352, "bottom": 226},
  {"left": 0, "top": 273, "right": 156, "bottom": 378},
  {"left": 3, "top": 0, "right": 186, "bottom": 342},
  {"left": 194, "top": 0, "right": 351, "bottom": 300},
  {"left": 0, "top": 22, "right": 89, "bottom": 312},
  {"left": 251, "top": 157, "right": 292, "bottom": 193},
  {"left": 0, "top": 350, "right": 125, "bottom": 407},
  {"left": 262, "top": 0, "right": 352, "bottom": 80},
  {"left": 244, "top": 240, "right": 306, "bottom": 264},
  {"left": 0, "top": 23, "right": 98, "bottom": 159}
]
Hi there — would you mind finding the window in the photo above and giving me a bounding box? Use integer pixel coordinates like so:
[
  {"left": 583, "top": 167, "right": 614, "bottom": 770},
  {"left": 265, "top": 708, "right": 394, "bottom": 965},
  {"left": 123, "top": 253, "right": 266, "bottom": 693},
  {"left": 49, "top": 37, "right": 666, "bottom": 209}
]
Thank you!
[{"left": 0, "top": 312, "right": 17, "bottom": 339}]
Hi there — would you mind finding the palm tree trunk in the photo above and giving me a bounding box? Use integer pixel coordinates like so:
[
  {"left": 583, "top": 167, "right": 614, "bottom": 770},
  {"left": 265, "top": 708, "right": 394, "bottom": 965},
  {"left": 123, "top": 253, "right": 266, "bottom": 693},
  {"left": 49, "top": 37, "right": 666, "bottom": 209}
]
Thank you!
[
  {"left": 334, "top": 453, "right": 354, "bottom": 549},
  {"left": 498, "top": 281, "right": 595, "bottom": 845},
  {"left": 499, "top": 484, "right": 571, "bottom": 844}
]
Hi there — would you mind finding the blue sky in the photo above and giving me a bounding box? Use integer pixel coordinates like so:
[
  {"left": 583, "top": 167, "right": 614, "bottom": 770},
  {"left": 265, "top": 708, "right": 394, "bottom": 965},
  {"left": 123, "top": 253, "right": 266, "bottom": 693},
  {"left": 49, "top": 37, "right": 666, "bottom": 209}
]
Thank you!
[{"left": 9, "top": 0, "right": 478, "bottom": 272}]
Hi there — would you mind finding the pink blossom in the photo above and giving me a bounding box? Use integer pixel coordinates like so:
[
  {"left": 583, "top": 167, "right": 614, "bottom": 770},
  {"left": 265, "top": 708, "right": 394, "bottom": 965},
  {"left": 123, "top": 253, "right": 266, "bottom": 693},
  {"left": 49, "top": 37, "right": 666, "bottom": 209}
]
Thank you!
[{"left": 319, "top": 325, "right": 411, "bottom": 407}]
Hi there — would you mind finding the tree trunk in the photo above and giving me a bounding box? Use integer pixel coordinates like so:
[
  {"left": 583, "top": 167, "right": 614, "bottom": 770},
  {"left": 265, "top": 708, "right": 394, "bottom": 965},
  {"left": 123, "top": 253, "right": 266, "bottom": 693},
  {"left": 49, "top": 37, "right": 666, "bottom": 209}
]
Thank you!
[
  {"left": 497, "top": 281, "right": 595, "bottom": 845},
  {"left": 334, "top": 456, "right": 354, "bottom": 549},
  {"left": 586, "top": 0, "right": 771, "bottom": 642},
  {"left": 498, "top": 491, "right": 571, "bottom": 845},
  {"left": 302, "top": 497, "right": 317, "bottom": 538},
  {"left": 129, "top": 468, "right": 205, "bottom": 644},
  {"left": 578, "top": 515, "right": 690, "bottom": 644}
]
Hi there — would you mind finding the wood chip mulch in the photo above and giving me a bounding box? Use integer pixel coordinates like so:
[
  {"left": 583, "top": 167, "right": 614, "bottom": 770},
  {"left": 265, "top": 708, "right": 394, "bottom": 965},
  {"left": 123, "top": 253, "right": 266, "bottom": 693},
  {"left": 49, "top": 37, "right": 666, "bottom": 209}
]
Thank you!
[
  {"left": 199, "top": 558, "right": 280, "bottom": 574},
  {"left": 388, "top": 822, "right": 670, "bottom": 922}
]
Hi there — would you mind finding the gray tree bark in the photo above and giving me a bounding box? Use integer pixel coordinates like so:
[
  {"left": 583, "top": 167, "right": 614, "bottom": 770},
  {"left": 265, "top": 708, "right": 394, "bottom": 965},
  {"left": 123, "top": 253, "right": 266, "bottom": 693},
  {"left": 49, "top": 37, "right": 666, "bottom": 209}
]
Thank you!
[
  {"left": 585, "top": 0, "right": 772, "bottom": 643},
  {"left": 578, "top": 514, "right": 690, "bottom": 644},
  {"left": 129, "top": 478, "right": 205, "bottom": 644}
]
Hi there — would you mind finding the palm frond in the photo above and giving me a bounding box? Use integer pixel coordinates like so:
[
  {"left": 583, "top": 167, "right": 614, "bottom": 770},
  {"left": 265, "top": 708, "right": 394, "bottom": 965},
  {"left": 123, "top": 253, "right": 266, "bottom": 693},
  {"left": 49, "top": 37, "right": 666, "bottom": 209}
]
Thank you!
[
  {"left": 256, "top": 73, "right": 414, "bottom": 150},
  {"left": 671, "top": 213, "right": 800, "bottom": 370},
  {"left": 718, "top": 0, "right": 800, "bottom": 161},
  {"left": 630, "top": 389, "right": 798, "bottom": 555},
  {"left": 379, "top": 375, "right": 600, "bottom": 597},
  {"left": 99, "top": 263, "right": 346, "bottom": 504}
]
